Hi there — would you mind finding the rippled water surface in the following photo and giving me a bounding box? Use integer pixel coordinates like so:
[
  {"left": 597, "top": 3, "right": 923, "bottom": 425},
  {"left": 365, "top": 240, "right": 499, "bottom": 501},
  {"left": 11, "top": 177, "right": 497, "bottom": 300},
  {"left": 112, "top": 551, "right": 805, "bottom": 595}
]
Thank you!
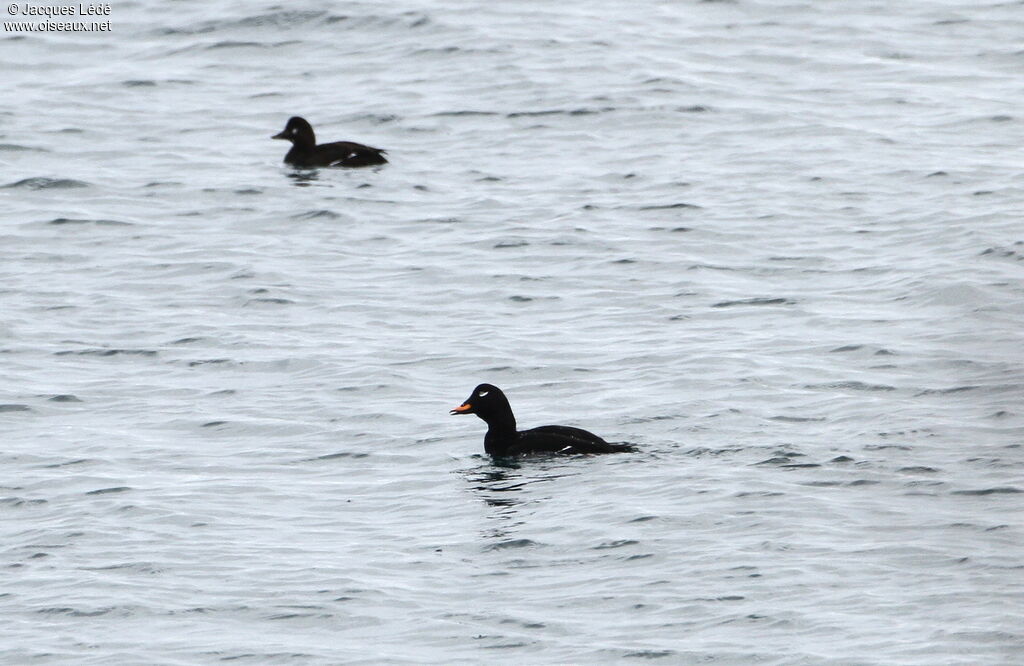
[{"left": 2, "top": 1, "right": 1023, "bottom": 663}]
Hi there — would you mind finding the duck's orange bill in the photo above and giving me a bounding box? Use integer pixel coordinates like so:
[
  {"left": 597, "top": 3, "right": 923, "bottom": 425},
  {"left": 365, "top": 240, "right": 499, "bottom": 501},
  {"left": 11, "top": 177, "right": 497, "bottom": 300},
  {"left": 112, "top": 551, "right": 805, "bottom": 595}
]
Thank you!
[{"left": 450, "top": 402, "right": 472, "bottom": 413}]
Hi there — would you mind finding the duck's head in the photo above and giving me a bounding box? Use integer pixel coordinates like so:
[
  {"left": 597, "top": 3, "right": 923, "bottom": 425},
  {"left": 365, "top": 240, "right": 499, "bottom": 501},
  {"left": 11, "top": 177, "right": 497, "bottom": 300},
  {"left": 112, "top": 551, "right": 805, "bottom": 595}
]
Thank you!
[
  {"left": 450, "top": 383, "right": 511, "bottom": 422},
  {"left": 272, "top": 116, "right": 315, "bottom": 146}
]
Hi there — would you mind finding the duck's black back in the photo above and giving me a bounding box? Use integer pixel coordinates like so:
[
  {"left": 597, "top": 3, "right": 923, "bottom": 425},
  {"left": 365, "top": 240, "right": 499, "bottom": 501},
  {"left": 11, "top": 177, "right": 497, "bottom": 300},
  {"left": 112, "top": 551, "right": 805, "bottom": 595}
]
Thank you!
[
  {"left": 285, "top": 141, "right": 387, "bottom": 168},
  {"left": 487, "top": 424, "right": 635, "bottom": 457}
]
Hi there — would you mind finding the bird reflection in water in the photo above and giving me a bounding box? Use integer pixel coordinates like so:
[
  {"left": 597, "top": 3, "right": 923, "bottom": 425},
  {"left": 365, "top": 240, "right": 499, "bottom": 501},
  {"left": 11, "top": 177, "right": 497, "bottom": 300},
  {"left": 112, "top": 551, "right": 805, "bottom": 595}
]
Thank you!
[
  {"left": 286, "top": 170, "right": 320, "bottom": 186},
  {"left": 460, "top": 461, "right": 579, "bottom": 543}
]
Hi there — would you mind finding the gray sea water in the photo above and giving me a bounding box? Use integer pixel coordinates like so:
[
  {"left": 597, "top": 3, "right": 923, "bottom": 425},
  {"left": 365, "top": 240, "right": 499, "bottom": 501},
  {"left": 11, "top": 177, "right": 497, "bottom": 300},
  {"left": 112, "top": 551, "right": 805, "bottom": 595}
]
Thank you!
[{"left": 2, "top": 0, "right": 1023, "bottom": 663}]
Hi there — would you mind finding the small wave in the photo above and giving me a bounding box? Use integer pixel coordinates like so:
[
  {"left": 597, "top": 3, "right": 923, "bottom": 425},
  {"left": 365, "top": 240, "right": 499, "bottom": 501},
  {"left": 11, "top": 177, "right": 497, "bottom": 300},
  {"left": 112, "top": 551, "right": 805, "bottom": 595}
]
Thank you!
[
  {"left": 411, "top": 45, "right": 462, "bottom": 56},
  {"left": 638, "top": 202, "right": 702, "bottom": 210},
  {"left": 244, "top": 298, "right": 295, "bottom": 306},
  {"left": 48, "top": 217, "right": 131, "bottom": 226},
  {"left": 84, "top": 562, "right": 162, "bottom": 574},
  {"left": 805, "top": 381, "right": 896, "bottom": 392},
  {"left": 622, "top": 650, "right": 676, "bottom": 659},
  {"left": 755, "top": 456, "right": 792, "bottom": 465},
  {"left": 980, "top": 244, "right": 1024, "bottom": 261},
  {"left": 217, "top": 651, "right": 317, "bottom": 662},
  {"left": 187, "top": 359, "right": 232, "bottom": 367},
  {"left": 41, "top": 457, "right": 90, "bottom": 467},
  {"left": 267, "top": 612, "right": 330, "bottom": 620},
  {"left": 206, "top": 40, "right": 266, "bottom": 50},
  {"left": 484, "top": 538, "right": 539, "bottom": 551},
  {"left": 951, "top": 487, "right": 1021, "bottom": 496},
  {"left": 3, "top": 177, "right": 89, "bottom": 190},
  {"left": 310, "top": 451, "right": 370, "bottom": 461},
  {"left": 915, "top": 385, "right": 980, "bottom": 396},
  {"left": 290, "top": 210, "right": 342, "bottom": 220},
  {"left": 0, "top": 143, "right": 46, "bottom": 152},
  {"left": 506, "top": 106, "right": 616, "bottom": 118},
  {"left": 0, "top": 497, "right": 47, "bottom": 506},
  {"left": 0, "top": 404, "right": 32, "bottom": 412},
  {"left": 431, "top": 110, "right": 500, "bottom": 117},
  {"left": 345, "top": 112, "right": 399, "bottom": 124},
  {"left": 85, "top": 486, "right": 131, "bottom": 495},
  {"left": 54, "top": 349, "right": 157, "bottom": 357},
  {"left": 594, "top": 539, "right": 639, "bottom": 550},
  {"left": 713, "top": 297, "right": 795, "bottom": 308},
  {"left": 158, "top": 10, "right": 330, "bottom": 35},
  {"left": 332, "top": 13, "right": 430, "bottom": 29},
  {"left": 36, "top": 606, "right": 117, "bottom": 617},
  {"left": 688, "top": 263, "right": 736, "bottom": 271}
]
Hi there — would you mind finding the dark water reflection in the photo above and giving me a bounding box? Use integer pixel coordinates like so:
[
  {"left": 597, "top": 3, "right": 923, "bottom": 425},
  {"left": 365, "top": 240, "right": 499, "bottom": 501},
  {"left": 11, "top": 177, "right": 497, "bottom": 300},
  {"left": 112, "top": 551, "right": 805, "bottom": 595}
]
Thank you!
[
  {"left": 285, "top": 169, "right": 320, "bottom": 186},
  {"left": 461, "top": 461, "right": 581, "bottom": 542}
]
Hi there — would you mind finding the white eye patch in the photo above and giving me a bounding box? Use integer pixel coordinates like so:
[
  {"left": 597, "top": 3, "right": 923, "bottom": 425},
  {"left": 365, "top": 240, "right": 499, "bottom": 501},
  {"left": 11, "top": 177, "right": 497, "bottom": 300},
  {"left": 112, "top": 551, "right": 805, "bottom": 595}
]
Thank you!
[{"left": 478, "top": 390, "right": 489, "bottom": 397}]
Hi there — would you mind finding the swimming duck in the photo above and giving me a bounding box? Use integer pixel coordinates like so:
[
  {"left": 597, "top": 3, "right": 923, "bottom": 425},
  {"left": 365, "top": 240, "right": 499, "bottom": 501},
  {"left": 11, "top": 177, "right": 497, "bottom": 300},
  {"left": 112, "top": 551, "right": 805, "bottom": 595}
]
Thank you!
[
  {"left": 272, "top": 116, "right": 388, "bottom": 168},
  {"left": 450, "top": 383, "right": 635, "bottom": 457}
]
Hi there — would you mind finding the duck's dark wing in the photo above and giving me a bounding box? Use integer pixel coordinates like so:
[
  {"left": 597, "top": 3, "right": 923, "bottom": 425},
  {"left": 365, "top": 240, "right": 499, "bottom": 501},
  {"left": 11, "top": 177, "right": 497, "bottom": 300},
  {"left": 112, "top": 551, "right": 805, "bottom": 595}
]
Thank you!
[
  {"left": 508, "top": 425, "right": 635, "bottom": 456},
  {"left": 316, "top": 141, "right": 388, "bottom": 167}
]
